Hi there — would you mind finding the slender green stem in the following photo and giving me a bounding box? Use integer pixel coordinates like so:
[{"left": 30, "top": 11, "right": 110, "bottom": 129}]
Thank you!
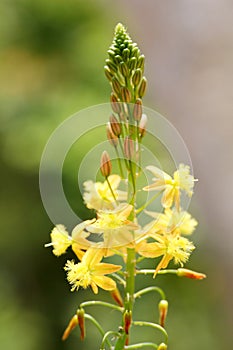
[
  {"left": 80, "top": 301, "right": 123, "bottom": 313},
  {"left": 106, "top": 176, "right": 118, "bottom": 204},
  {"left": 135, "top": 191, "right": 163, "bottom": 214},
  {"left": 115, "top": 147, "right": 124, "bottom": 178},
  {"left": 84, "top": 314, "right": 112, "bottom": 348},
  {"left": 134, "top": 286, "right": 166, "bottom": 301},
  {"left": 112, "top": 273, "right": 126, "bottom": 286},
  {"left": 100, "top": 331, "right": 120, "bottom": 350},
  {"left": 125, "top": 342, "right": 158, "bottom": 349},
  {"left": 133, "top": 321, "right": 168, "bottom": 344},
  {"left": 137, "top": 269, "right": 178, "bottom": 276}
]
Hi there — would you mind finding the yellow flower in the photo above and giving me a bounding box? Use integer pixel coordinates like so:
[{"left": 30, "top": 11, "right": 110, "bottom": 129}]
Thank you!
[
  {"left": 45, "top": 220, "right": 96, "bottom": 258},
  {"left": 86, "top": 204, "right": 138, "bottom": 249},
  {"left": 143, "top": 164, "right": 196, "bottom": 209},
  {"left": 45, "top": 225, "right": 72, "bottom": 256},
  {"left": 145, "top": 208, "right": 198, "bottom": 236},
  {"left": 83, "top": 174, "right": 127, "bottom": 211},
  {"left": 64, "top": 247, "right": 121, "bottom": 293},
  {"left": 138, "top": 233, "right": 195, "bottom": 276}
]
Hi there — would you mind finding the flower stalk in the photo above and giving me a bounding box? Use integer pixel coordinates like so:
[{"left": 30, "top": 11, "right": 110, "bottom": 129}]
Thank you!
[{"left": 45, "top": 22, "right": 206, "bottom": 350}]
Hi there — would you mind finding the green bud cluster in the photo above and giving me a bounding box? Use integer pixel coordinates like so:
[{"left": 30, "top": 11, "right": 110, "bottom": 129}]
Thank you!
[{"left": 105, "top": 23, "right": 147, "bottom": 103}]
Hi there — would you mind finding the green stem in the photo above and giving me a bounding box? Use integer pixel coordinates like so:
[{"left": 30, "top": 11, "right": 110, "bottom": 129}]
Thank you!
[
  {"left": 135, "top": 191, "right": 163, "bottom": 214},
  {"left": 137, "top": 269, "right": 178, "bottom": 276},
  {"left": 115, "top": 147, "right": 124, "bottom": 178},
  {"left": 84, "top": 313, "right": 112, "bottom": 348},
  {"left": 125, "top": 342, "right": 158, "bottom": 349},
  {"left": 106, "top": 176, "right": 118, "bottom": 204},
  {"left": 100, "top": 331, "right": 120, "bottom": 350},
  {"left": 80, "top": 301, "right": 123, "bottom": 313},
  {"left": 133, "top": 321, "right": 168, "bottom": 344},
  {"left": 134, "top": 286, "right": 166, "bottom": 301}
]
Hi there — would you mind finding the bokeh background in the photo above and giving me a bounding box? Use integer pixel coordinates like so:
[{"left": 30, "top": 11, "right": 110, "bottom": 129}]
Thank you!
[{"left": 0, "top": 0, "right": 232, "bottom": 349}]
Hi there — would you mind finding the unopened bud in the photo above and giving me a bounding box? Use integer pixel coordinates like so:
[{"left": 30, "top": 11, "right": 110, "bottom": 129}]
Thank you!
[
  {"left": 112, "top": 77, "right": 122, "bottom": 95},
  {"left": 121, "top": 87, "right": 131, "bottom": 103},
  {"left": 133, "top": 98, "right": 142, "bottom": 121},
  {"left": 100, "top": 151, "right": 112, "bottom": 177},
  {"left": 62, "top": 314, "right": 79, "bottom": 341},
  {"left": 110, "top": 287, "right": 124, "bottom": 307},
  {"left": 123, "top": 310, "right": 132, "bottom": 334},
  {"left": 138, "top": 77, "right": 147, "bottom": 98},
  {"left": 106, "top": 123, "right": 118, "bottom": 147},
  {"left": 77, "top": 308, "right": 85, "bottom": 340},
  {"left": 105, "top": 59, "right": 117, "bottom": 73},
  {"left": 158, "top": 300, "right": 168, "bottom": 328},
  {"left": 122, "top": 48, "right": 130, "bottom": 61},
  {"left": 119, "top": 62, "right": 129, "bottom": 77},
  {"left": 124, "top": 137, "right": 134, "bottom": 160},
  {"left": 110, "top": 93, "right": 121, "bottom": 114},
  {"left": 132, "top": 68, "right": 142, "bottom": 87},
  {"left": 177, "top": 268, "right": 206, "bottom": 280},
  {"left": 157, "top": 343, "right": 167, "bottom": 350},
  {"left": 104, "top": 65, "right": 113, "bottom": 81},
  {"left": 128, "top": 57, "right": 137, "bottom": 71},
  {"left": 139, "top": 113, "right": 147, "bottom": 137},
  {"left": 131, "top": 46, "right": 140, "bottom": 59},
  {"left": 137, "top": 54, "right": 145, "bottom": 70},
  {"left": 110, "top": 114, "right": 121, "bottom": 136}
]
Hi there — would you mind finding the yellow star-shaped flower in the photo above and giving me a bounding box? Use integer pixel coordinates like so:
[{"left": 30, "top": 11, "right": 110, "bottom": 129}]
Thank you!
[
  {"left": 143, "top": 164, "right": 196, "bottom": 210},
  {"left": 64, "top": 247, "right": 121, "bottom": 294}
]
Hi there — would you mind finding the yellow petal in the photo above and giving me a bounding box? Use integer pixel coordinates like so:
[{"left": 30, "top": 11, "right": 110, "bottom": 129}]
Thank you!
[
  {"left": 93, "top": 263, "right": 121, "bottom": 275},
  {"left": 82, "top": 247, "right": 104, "bottom": 267},
  {"left": 92, "top": 275, "right": 116, "bottom": 291},
  {"left": 161, "top": 186, "right": 174, "bottom": 208}
]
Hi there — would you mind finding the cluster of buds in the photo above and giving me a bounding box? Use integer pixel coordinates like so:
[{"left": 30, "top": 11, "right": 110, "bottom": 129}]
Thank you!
[{"left": 105, "top": 23, "right": 147, "bottom": 113}]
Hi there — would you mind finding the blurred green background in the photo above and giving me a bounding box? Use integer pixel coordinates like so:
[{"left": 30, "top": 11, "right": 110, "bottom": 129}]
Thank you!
[{"left": 0, "top": 1, "right": 232, "bottom": 349}]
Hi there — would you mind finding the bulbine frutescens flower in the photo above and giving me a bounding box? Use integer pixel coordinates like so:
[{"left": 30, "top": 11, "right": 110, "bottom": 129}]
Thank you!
[{"left": 45, "top": 23, "right": 205, "bottom": 349}]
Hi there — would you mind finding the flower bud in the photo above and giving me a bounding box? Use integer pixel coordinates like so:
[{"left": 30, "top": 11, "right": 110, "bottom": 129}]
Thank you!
[
  {"left": 124, "top": 137, "right": 134, "bottom": 160},
  {"left": 138, "top": 77, "right": 147, "bottom": 98},
  {"left": 62, "top": 314, "right": 79, "bottom": 341},
  {"left": 133, "top": 98, "right": 142, "bottom": 121},
  {"left": 110, "top": 114, "right": 121, "bottom": 136},
  {"left": 122, "top": 48, "right": 130, "bottom": 61},
  {"left": 110, "top": 287, "right": 124, "bottom": 307},
  {"left": 123, "top": 310, "right": 132, "bottom": 334},
  {"left": 110, "top": 93, "right": 121, "bottom": 114},
  {"left": 137, "top": 54, "right": 145, "bottom": 70},
  {"left": 128, "top": 57, "right": 137, "bottom": 71},
  {"left": 132, "top": 68, "right": 142, "bottom": 87},
  {"left": 112, "top": 77, "right": 122, "bottom": 95},
  {"left": 77, "top": 308, "right": 85, "bottom": 340},
  {"left": 105, "top": 58, "right": 117, "bottom": 73},
  {"left": 121, "top": 86, "right": 131, "bottom": 103},
  {"left": 100, "top": 151, "right": 112, "bottom": 177},
  {"left": 139, "top": 113, "right": 147, "bottom": 137},
  {"left": 106, "top": 123, "right": 118, "bottom": 147},
  {"left": 119, "top": 61, "right": 129, "bottom": 77},
  {"left": 157, "top": 343, "right": 167, "bottom": 350},
  {"left": 158, "top": 299, "right": 168, "bottom": 328},
  {"left": 177, "top": 268, "right": 206, "bottom": 280},
  {"left": 104, "top": 65, "right": 113, "bottom": 81}
]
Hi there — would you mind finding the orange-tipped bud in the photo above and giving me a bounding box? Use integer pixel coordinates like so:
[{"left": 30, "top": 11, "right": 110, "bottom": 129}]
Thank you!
[
  {"left": 157, "top": 342, "right": 167, "bottom": 350},
  {"left": 106, "top": 123, "right": 118, "bottom": 147},
  {"left": 139, "top": 113, "right": 147, "bottom": 137},
  {"left": 133, "top": 98, "right": 143, "bottom": 121},
  {"left": 121, "top": 87, "right": 131, "bottom": 103},
  {"left": 124, "top": 137, "right": 134, "bottom": 160},
  {"left": 62, "top": 314, "right": 79, "bottom": 341},
  {"left": 158, "top": 299, "right": 168, "bottom": 328},
  {"left": 123, "top": 310, "right": 132, "bottom": 335},
  {"left": 110, "top": 93, "right": 121, "bottom": 114},
  {"left": 110, "top": 288, "right": 124, "bottom": 307},
  {"left": 100, "top": 151, "right": 112, "bottom": 177},
  {"left": 77, "top": 308, "right": 85, "bottom": 340},
  {"left": 109, "top": 114, "right": 122, "bottom": 136},
  {"left": 177, "top": 268, "right": 206, "bottom": 280}
]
